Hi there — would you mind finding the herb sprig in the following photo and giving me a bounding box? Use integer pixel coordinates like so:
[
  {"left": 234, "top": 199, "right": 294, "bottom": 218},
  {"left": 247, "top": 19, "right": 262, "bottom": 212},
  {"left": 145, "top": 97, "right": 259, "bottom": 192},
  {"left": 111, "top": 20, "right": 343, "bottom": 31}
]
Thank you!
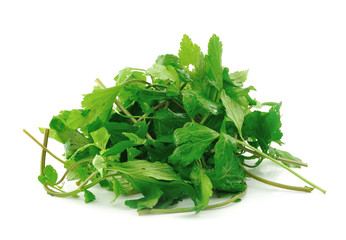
[{"left": 24, "top": 34, "right": 325, "bottom": 215}]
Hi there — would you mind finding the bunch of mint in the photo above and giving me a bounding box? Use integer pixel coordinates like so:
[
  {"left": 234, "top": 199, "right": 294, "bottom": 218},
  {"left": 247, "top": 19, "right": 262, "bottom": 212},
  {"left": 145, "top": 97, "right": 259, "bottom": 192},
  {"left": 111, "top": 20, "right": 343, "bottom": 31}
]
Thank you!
[{"left": 24, "top": 34, "right": 325, "bottom": 215}]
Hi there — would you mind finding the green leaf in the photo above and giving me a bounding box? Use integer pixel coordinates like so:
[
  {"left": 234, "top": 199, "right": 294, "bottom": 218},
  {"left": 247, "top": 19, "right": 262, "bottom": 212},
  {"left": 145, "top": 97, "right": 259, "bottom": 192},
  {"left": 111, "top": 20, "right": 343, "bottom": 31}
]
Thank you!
[
  {"left": 229, "top": 69, "right": 249, "bottom": 87},
  {"left": 102, "top": 140, "right": 139, "bottom": 157},
  {"left": 183, "top": 89, "right": 224, "bottom": 120},
  {"left": 147, "top": 64, "right": 179, "bottom": 82},
  {"left": 145, "top": 141, "right": 176, "bottom": 162},
  {"left": 84, "top": 189, "right": 96, "bottom": 203},
  {"left": 122, "top": 132, "right": 146, "bottom": 145},
  {"left": 220, "top": 89, "right": 244, "bottom": 137},
  {"left": 205, "top": 34, "right": 223, "bottom": 91},
  {"left": 111, "top": 177, "right": 124, "bottom": 203},
  {"left": 168, "top": 123, "right": 219, "bottom": 168},
  {"left": 179, "top": 34, "right": 204, "bottom": 69},
  {"left": 81, "top": 85, "right": 123, "bottom": 123},
  {"left": 92, "top": 155, "right": 106, "bottom": 176},
  {"left": 214, "top": 133, "right": 237, "bottom": 175},
  {"left": 153, "top": 108, "right": 189, "bottom": 140},
  {"left": 242, "top": 103, "right": 283, "bottom": 152},
  {"left": 269, "top": 147, "right": 303, "bottom": 168},
  {"left": 54, "top": 109, "right": 86, "bottom": 130},
  {"left": 49, "top": 117, "right": 90, "bottom": 155},
  {"left": 125, "top": 184, "right": 163, "bottom": 210},
  {"left": 155, "top": 54, "right": 192, "bottom": 82},
  {"left": 190, "top": 165, "right": 213, "bottom": 212},
  {"left": 112, "top": 160, "right": 181, "bottom": 182},
  {"left": 104, "top": 122, "right": 138, "bottom": 145},
  {"left": 146, "top": 64, "right": 181, "bottom": 96},
  {"left": 38, "top": 165, "right": 58, "bottom": 187},
  {"left": 207, "top": 133, "right": 246, "bottom": 192},
  {"left": 114, "top": 67, "right": 147, "bottom": 104},
  {"left": 90, "top": 127, "right": 111, "bottom": 150}
]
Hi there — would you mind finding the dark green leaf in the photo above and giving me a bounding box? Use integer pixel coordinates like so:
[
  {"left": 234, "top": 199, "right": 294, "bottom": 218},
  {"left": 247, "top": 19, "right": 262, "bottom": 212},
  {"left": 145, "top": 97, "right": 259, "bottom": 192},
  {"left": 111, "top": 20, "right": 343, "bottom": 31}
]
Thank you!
[
  {"left": 168, "top": 123, "right": 219, "bottom": 168},
  {"left": 182, "top": 89, "right": 224, "bottom": 120},
  {"left": 102, "top": 140, "right": 139, "bottom": 157},
  {"left": 242, "top": 103, "right": 283, "bottom": 152},
  {"left": 125, "top": 184, "right": 163, "bottom": 210},
  {"left": 190, "top": 165, "right": 213, "bottom": 212},
  {"left": 153, "top": 108, "right": 189, "bottom": 140}
]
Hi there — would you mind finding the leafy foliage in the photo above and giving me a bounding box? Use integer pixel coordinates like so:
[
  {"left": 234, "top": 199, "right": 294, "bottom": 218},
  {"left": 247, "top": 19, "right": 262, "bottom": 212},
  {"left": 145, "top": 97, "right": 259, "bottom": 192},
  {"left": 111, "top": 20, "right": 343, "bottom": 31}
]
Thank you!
[{"left": 29, "top": 34, "right": 320, "bottom": 215}]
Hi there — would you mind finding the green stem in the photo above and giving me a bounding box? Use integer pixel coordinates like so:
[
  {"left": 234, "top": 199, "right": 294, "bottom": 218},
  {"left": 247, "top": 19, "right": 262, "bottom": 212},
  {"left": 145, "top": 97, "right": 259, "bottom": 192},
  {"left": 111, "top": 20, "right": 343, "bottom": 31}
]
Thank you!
[
  {"left": 138, "top": 188, "right": 246, "bottom": 215},
  {"left": 237, "top": 144, "right": 308, "bottom": 167},
  {"left": 55, "top": 158, "right": 92, "bottom": 185},
  {"left": 241, "top": 166, "right": 313, "bottom": 192},
  {"left": 236, "top": 139, "right": 326, "bottom": 194},
  {"left": 23, "top": 129, "right": 65, "bottom": 164},
  {"left": 199, "top": 114, "right": 210, "bottom": 125},
  {"left": 95, "top": 79, "right": 154, "bottom": 140},
  {"left": 40, "top": 128, "right": 50, "bottom": 174}
]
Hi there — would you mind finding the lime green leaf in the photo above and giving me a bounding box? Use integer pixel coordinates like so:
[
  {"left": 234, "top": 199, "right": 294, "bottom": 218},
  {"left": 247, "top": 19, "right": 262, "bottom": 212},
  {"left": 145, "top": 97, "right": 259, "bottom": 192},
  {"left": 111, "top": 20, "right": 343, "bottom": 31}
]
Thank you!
[
  {"left": 229, "top": 69, "right": 249, "bottom": 87},
  {"left": 92, "top": 155, "right": 106, "bottom": 176},
  {"left": 179, "top": 34, "right": 204, "bottom": 69},
  {"left": 205, "top": 34, "right": 223, "bottom": 91},
  {"left": 112, "top": 160, "right": 180, "bottom": 182},
  {"left": 84, "top": 189, "right": 96, "bottom": 203},
  {"left": 122, "top": 132, "right": 146, "bottom": 145},
  {"left": 146, "top": 64, "right": 180, "bottom": 95},
  {"left": 114, "top": 67, "right": 147, "bottom": 104},
  {"left": 155, "top": 54, "right": 192, "bottom": 82},
  {"left": 90, "top": 127, "right": 111, "bottom": 150},
  {"left": 38, "top": 165, "right": 58, "bottom": 187},
  {"left": 220, "top": 89, "right": 244, "bottom": 137},
  {"left": 82, "top": 85, "right": 123, "bottom": 123}
]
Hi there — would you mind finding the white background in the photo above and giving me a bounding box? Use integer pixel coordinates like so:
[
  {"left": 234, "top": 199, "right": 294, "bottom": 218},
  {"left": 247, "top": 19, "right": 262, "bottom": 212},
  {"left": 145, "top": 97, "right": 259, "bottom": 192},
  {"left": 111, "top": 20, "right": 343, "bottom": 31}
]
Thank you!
[{"left": 1, "top": 0, "right": 345, "bottom": 239}]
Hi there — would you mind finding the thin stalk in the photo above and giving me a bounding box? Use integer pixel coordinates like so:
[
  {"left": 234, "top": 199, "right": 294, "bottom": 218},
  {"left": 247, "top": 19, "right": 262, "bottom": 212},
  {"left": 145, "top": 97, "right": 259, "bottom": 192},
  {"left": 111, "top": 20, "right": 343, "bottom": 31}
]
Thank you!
[
  {"left": 78, "top": 171, "right": 98, "bottom": 190},
  {"left": 171, "top": 99, "right": 185, "bottom": 111},
  {"left": 138, "top": 188, "right": 246, "bottom": 215},
  {"left": 95, "top": 79, "right": 154, "bottom": 140},
  {"left": 23, "top": 129, "right": 65, "bottom": 164},
  {"left": 55, "top": 158, "right": 92, "bottom": 185},
  {"left": 137, "top": 101, "right": 167, "bottom": 122},
  {"left": 44, "top": 172, "right": 121, "bottom": 198},
  {"left": 241, "top": 166, "right": 313, "bottom": 192},
  {"left": 237, "top": 144, "right": 308, "bottom": 167},
  {"left": 199, "top": 114, "right": 210, "bottom": 125},
  {"left": 40, "top": 128, "right": 50, "bottom": 174},
  {"left": 236, "top": 139, "right": 326, "bottom": 194}
]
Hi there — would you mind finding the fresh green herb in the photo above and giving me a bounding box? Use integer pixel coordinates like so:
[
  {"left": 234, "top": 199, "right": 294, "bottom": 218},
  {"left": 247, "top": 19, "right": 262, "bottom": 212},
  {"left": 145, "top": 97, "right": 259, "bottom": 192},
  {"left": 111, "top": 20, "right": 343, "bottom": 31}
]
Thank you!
[{"left": 24, "top": 34, "right": 325, "bottom": 215}]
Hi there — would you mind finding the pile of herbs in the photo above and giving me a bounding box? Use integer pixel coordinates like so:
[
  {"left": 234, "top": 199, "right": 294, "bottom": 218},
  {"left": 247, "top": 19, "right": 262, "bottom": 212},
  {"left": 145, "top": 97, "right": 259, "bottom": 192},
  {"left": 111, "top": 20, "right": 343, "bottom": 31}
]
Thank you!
[{"left": 24, "top": 34, "right": 325, "bottom": 215}]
